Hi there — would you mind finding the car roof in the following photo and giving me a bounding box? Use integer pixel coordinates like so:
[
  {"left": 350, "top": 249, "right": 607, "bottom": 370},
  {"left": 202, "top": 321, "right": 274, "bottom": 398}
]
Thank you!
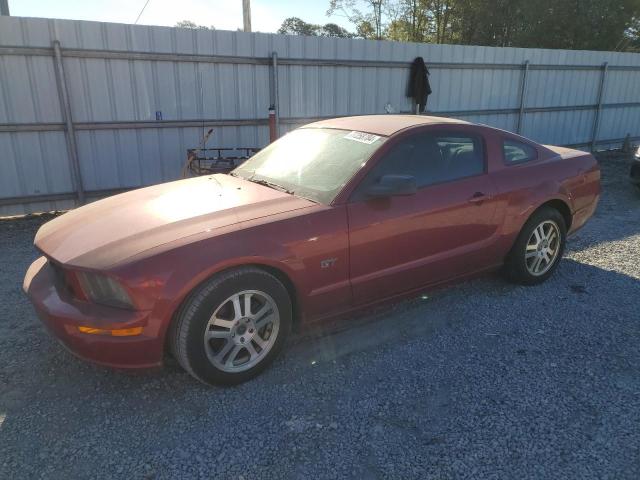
[{"left": 302, "top": 114, "right": 470, "bottom": 137}]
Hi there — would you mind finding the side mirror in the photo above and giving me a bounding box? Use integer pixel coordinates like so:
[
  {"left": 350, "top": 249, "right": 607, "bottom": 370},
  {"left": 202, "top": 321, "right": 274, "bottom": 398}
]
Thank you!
[{"left": 366, "top": 174, "right": 417, "bottom": 198}]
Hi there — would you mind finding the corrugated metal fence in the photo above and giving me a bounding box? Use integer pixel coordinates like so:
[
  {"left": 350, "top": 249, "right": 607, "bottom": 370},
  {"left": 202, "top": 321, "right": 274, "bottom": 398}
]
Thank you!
[{"left": 1, "top": 16, "right": 639, "bottom": 216}]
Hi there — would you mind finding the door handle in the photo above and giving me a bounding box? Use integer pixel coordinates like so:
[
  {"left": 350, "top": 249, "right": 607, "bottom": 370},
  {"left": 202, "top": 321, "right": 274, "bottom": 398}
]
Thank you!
[{"left": 468, "top": 192, "right": 489, "bottom": 204}]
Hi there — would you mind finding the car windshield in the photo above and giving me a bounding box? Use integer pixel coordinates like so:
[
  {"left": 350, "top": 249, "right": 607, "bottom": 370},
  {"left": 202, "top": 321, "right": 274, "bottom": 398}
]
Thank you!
[{"left": 232, "top": 128, "right": 386, "bottom": 204}]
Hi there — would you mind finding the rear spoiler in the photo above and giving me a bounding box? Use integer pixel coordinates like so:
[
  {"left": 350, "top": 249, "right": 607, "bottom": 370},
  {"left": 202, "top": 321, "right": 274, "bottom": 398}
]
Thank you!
[{"left": 543, "top": 145, "right": 588, "bottom": 160}]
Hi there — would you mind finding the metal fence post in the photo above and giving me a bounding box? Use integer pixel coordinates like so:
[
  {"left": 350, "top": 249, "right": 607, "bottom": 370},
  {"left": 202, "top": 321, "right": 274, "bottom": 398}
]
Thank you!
[
  {"left": 271, "top": 52, "right": 280, "bottom": 139},
  {"left": 590, "top": 62, "right": 608, "bottom": 152},
  {"left": 52, "top": 40, "right": 85, "bottom": 204},
  {"left": 516, "top": 60, "right": 529, "bottom": 134}
]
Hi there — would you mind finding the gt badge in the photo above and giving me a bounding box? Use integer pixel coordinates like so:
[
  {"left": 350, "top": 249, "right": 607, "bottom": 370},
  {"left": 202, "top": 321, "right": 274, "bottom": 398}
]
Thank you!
[{"left": 320, "top": 258, "right": 337, "bottom": 269}]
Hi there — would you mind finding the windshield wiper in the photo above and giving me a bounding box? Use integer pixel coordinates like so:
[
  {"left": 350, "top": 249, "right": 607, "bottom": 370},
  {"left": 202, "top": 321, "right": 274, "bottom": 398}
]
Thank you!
[
  {"left": 246, "top": 176, "right": 320, "bottom": 203},
  {"left": 248, "top": 178, "right": 295, "bottom": 195}
]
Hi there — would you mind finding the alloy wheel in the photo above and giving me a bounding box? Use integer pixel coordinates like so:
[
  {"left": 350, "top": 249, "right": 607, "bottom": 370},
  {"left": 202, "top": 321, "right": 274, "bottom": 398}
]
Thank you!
[
  {"left": 203, "top": 290, "right": 280, "bottom": 373},
  {"left": 525, "top": 220, "right": 561, "bottom": 276}
]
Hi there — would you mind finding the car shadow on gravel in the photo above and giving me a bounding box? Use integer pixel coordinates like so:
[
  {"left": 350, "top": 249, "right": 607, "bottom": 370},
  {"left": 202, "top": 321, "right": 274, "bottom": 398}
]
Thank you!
[{"left": 285, "top": 257, "right": 640, "bottom": 368}]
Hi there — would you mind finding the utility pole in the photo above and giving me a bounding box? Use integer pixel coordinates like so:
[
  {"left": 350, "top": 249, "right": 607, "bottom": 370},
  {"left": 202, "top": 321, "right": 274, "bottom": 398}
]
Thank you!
[
  {"left": 0, "top": 0, "right": 10, "bottom": 16},
  {"left": 242, "top": 0, "right": 251, "bottom": 32}
]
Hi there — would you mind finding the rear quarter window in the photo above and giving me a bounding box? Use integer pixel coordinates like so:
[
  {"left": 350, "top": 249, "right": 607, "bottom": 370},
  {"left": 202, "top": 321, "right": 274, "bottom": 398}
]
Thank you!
[{"left": 503, "top": 139, "right": 538, "bottom": 164}]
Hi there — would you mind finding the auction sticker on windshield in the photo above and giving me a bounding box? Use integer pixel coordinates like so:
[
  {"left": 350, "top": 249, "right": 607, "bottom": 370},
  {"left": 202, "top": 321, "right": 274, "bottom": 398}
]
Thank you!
[{"left": 343, "top": 131, "right": 381, "bottom": 144}]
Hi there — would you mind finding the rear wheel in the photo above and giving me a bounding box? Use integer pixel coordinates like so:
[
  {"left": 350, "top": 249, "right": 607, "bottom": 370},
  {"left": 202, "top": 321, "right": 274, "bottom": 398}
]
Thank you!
[
  {"left": 503, "top": 207, "right": 566, "bottom": 285},
  {"left": 170, "top": 267, "right": 292, "bottom": 385}
]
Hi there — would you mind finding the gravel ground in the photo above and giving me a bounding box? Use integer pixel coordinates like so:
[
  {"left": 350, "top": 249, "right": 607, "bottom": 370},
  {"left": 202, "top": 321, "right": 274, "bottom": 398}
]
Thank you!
[{"left": 1, "top": 153, "right": 639, "bottom": 480}]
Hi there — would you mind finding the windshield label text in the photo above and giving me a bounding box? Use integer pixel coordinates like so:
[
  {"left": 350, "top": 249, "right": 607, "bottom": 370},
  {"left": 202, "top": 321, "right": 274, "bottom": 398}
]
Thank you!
[{"left": 343, "top": 131, "right": 381, "bottom": 145}]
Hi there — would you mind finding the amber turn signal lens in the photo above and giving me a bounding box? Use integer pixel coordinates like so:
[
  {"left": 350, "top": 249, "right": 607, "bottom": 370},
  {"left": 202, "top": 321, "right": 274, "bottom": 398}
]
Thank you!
[{"left": 77, "top": 326, "right": 143, "bottom": 336}]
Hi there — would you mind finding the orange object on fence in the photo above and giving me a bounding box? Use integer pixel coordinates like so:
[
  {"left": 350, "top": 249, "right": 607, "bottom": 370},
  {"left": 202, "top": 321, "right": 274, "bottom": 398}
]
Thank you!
[{"left": 269, "top": 106, "right": 277, "bottom": 143}]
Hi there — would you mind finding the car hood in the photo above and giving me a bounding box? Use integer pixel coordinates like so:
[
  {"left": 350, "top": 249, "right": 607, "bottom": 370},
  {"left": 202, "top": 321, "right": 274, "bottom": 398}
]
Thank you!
[{"left": 35, "top": 174, "right": 315, "bottom": 269}]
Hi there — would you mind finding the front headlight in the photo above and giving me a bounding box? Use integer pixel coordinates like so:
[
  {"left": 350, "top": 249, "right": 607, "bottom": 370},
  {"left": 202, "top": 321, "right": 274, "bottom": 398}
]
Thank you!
[
  {"left": 635, "top": 145, "right": 640, "bottom": 160},
  {"left": 76, "top": 271, "right": 134, "bottom": 309}
]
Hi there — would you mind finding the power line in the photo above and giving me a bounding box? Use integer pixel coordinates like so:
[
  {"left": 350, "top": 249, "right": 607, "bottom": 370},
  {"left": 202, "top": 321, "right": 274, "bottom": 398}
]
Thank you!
[{"left": 134, "top": 0, "right": 152, "bottom": 25}]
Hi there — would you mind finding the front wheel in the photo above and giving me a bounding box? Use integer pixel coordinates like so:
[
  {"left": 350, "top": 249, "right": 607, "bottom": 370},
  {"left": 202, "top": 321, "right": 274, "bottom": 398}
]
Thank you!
[
  {"left": 170, "top": 267, "right": 292, "bottom": 386},
  {"left": 503, "top": 207, "right": 566, "bottom": 285}
]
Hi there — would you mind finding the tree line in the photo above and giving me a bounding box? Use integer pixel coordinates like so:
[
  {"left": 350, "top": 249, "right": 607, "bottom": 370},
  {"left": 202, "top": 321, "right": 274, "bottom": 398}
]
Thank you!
[{"left": 277, "top": 0, "right": 640, "bottom": 51}]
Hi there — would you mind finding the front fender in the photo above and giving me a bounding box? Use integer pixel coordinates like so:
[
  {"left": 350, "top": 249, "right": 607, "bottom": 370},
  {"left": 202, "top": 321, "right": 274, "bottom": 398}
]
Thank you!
[
  {"left": 114, "top": 231, "right": 303, "bottom": 343},
  {"left": 111, "top": 204, "right": 350, "bottom": 345}
]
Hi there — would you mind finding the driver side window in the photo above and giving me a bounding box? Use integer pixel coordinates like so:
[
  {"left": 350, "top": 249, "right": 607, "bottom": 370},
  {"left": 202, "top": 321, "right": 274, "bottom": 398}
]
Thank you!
[{"left": 352, "top": 131, "right": 485, "bottom": 201}]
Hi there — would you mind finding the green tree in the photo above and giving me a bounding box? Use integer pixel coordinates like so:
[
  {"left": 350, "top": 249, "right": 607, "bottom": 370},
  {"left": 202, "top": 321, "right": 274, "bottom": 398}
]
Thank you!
[
  {"left": 278, "top": 17, "right": 321, "bottom": 36},
  {"left": 278, "top": 17, "right": 355, "bottom": 37},
  {"left": 623, "top": 16, "right": 640, "bottom": 51},
  {"left": 355, "top": 20, "right": 378, "bottom": 38},
  {"left": 320, "top": 23, "right": 355, "bottom": 37},
  {"left": 327, "top": 0, "right": 640, "bottom": 50},
  {"left": 455, "top": 0, "right": 640, "bottom": 49},
  {"left": 328, "top": 0, "right": 387, "bottom": 39},
  {"left": 175, "top": 20, "right": 213, "bottom": 30},
  {"left": 386, "top": 0, "right": 431, "bottom": 42},
  {"left": 523, "top": 0, "right": 640, "bottom": 51},
  {"left": 451, "top": 0, "right": 526, "bottom": 46}
]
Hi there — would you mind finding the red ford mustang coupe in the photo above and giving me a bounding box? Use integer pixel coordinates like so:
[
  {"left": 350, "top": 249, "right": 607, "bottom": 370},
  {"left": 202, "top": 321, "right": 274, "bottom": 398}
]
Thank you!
[{"left": 24, "top": 115, "right": 600, "bottom": 385}]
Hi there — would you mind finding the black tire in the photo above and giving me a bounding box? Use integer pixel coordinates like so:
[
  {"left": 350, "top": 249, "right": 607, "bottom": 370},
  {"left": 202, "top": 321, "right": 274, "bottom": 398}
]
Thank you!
[
  {"left": 170, "top": 267, "right": 292, "bottom": 386},
  {"left": 503, "top": 206, "right": 567, "bottom": 285}
]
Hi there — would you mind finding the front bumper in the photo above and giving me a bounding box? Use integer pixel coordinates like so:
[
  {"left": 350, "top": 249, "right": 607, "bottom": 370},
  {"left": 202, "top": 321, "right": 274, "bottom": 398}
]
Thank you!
[{"left": 23, "top": 257, "right": 164, "bottom": 369}]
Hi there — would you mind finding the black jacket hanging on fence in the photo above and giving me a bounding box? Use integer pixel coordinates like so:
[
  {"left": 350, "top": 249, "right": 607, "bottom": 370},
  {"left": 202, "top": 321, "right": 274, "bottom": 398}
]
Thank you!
[{"left": 407, "top": 57, "right": 432, "bottom": 112}]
